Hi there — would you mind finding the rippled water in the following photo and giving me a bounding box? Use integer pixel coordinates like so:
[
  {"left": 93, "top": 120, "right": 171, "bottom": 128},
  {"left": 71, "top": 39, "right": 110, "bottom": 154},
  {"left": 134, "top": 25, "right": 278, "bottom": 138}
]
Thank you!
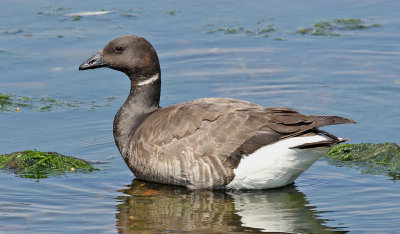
[{"left": 1, "top": 0, "right": 400, "bottom": 232}]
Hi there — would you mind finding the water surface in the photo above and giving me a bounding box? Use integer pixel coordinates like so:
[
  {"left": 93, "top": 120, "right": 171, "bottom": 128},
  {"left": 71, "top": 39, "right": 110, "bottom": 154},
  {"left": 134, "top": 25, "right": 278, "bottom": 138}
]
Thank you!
[{"left": 1, "top": 0, "right": 400, "bottom": 232}]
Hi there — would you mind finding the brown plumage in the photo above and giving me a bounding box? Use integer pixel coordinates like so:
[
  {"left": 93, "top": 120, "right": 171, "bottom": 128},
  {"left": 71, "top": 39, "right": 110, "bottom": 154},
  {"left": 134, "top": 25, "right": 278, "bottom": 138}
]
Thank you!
[{"left": 79, "top": 35, "right": 356, "bottom": 189}]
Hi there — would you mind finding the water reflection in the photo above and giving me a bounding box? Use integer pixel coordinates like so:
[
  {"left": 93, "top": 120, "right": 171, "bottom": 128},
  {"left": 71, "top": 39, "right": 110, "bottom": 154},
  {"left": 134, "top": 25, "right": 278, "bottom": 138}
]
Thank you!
[{"left": 115, "top": 180, "right": 344, "bottom": 233}]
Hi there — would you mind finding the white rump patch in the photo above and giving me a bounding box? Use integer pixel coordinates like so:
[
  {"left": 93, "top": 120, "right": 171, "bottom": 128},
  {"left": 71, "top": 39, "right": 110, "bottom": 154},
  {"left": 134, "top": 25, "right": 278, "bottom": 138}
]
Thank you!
[
  {"left": 227, "top": 134, "right": 335, "bottom": 190},
  {"left": 137, "top": 74, "right": 159, "bottom": 86}
]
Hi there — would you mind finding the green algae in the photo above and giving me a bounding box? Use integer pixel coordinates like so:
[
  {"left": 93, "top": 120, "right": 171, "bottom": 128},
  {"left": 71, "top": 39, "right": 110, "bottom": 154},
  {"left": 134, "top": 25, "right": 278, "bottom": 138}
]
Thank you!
[
  {"left": 0, "top": 150, "right": 98, "bottom": 179},
  {"left": 206, "top": 18, "right": 379, "bottom": 38},
  {"left": 298, "top": 18, "right": 380, "bottom": 36},
  {"left": 326, "top": 143, "right": 400, "bottom": 179},
  {"left": 206, "top": 18, "right": 278, "bottom": 38},
  {"left": 3, "top": 29, "right": 24, "bottom": 35},
  {"left": 36, "top": 7, "right": 71, "bottom": 16},
  {"left": 166, "top": 10, "right": 179, "bottom": 15},
  {"left": 207, "top": 27, "right": 244, "bottom": 34},
  {"left": 258, "top": 26, "right": 275, "bottom": 34},
  {"left": 0, "top": 93, "right": 12, "bottom": 109},
  {"left": 207, "top": 25, "right": 276, "bottom": 37},
  {"left": 0, "top": 93, "right": 69, "bottom": 112}
]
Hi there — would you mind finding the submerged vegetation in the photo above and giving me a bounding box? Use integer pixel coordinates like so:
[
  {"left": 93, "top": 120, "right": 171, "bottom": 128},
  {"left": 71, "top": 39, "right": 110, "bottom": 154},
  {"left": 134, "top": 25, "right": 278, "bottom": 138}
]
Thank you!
[
  {"left": 298, "top": 18, "right": 380, "bottom": 36},
  {"left": 166, "top": 10, "right": 179, "bottom": 16},
  {"left": 326, "top": 143, "right": 400, "bottom": 180},
  {"left": 206, "top": 18, "right": 279, "bottom": 38},
  {"left": 206, "top": 18, "right": 380, "bottom": 39},
  {"left": 2, "top": 29, "right": 24, "bottom": 35},
  {"left": 0, "top": 93, "right": 12, "bottom": 109},
  {"left": 36, "top": 7, "right": 72, "bottom": 16},
  {"left": 0, "top": 92, "right": 117, "bottom": 112},
  {"left": 0, "top": 150, "right": 98, "bottom": 179},
  {"left": 0, "top": 92, "right": 81, "bottom": 112},
  {"left": 207, "top": 25, "right": 276, "bottom": 37},
  {"left": 207, "top": 26, "right": 279, "bottom": 39}
]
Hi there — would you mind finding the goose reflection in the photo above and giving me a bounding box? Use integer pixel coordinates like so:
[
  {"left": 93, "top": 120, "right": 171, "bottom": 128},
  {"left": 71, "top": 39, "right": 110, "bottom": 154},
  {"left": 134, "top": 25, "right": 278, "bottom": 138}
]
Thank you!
[{"left": 115, "top": 180, "right": 344, "bottom": 233}]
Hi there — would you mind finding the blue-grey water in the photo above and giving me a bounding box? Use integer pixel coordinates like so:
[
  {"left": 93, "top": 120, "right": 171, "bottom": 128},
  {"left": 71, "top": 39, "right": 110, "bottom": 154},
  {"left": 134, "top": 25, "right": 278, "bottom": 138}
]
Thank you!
[{"left": 1, "top": 0, "right": 400, "bottom": 232}]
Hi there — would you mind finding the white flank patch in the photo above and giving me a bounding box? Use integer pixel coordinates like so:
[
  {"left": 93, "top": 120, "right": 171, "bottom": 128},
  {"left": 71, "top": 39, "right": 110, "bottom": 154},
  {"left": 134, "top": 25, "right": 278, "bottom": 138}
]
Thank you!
[
  {"left": 137, "top": 74, "right": 159, "bottom": 86},
  {"left": 227, "top": 134, "right": 334, "bottom": 189}
]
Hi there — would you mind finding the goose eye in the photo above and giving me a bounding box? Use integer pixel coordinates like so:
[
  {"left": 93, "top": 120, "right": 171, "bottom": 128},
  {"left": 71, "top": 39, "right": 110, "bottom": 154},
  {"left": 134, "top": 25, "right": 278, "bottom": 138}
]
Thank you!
[{"left": 115, "top": 46, "right": 125, "bottom": 52}]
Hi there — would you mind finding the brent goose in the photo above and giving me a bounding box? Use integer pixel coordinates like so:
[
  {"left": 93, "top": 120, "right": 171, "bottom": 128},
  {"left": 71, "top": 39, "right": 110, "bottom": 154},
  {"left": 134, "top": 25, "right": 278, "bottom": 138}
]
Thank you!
[{"left": 79, "top": 35, "right": 356, "bottom": 189}]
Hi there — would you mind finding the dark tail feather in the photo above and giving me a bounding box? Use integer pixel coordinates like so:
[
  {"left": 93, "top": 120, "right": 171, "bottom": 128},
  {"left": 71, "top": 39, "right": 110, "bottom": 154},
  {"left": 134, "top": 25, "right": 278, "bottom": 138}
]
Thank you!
[
  {"left": 278, "top": 114, "right": 356, "bottom": 140},
  {"left": 290, "top": 138, "right": 348, "bottom": 149},
  {"left": 290, "top": 129, "right": 349, "bottom": 149},
  {"left": 310, "top": 115, "right": 357, "bottom": 128}
]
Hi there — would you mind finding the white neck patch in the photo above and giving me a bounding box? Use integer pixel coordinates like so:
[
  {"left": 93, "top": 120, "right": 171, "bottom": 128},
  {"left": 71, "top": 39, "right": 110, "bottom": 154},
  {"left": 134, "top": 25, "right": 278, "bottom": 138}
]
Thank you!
[{"left": 137, "top": 73, "right": 159, "bottom": 86}]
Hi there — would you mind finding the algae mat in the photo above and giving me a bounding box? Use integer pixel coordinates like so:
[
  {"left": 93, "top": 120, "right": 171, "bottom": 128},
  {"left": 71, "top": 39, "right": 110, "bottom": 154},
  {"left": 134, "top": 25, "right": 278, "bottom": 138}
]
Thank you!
[
  {"left": 0, "top": 150, "right": 98, "bottom": 179},
  {"left": 326, "top": 143, "right": 400, "bottom": 180}
]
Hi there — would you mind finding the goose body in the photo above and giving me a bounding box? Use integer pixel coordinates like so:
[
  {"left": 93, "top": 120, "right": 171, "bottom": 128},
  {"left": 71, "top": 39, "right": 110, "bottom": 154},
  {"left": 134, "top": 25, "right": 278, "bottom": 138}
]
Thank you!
[{"left": 79, "top": 35, "right": 356, "bottom": 189}]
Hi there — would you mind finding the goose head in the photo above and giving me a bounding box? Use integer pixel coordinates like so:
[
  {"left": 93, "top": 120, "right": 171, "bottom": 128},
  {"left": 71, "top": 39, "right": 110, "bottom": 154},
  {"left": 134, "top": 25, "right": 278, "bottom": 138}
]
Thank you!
[{"left": 79, "top": 35, "right": 161, "bottom": 81}]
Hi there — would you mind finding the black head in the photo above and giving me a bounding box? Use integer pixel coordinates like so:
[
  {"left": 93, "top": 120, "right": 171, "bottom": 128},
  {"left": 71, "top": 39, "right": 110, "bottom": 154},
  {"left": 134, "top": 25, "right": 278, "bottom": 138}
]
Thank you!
[{"left": 79, "top": 35, "right": 160, "bottom": 79}]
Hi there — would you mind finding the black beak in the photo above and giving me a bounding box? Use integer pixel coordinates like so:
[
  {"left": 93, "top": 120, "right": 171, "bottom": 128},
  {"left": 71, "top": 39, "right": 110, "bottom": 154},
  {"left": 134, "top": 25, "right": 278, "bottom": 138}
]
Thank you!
[{"left": 79, "top": 52, "right": 106, "bottom": 70}]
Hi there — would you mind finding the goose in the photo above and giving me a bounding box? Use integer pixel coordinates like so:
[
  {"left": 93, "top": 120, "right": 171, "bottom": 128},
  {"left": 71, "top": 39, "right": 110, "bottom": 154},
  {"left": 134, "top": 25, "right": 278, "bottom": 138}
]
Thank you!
[{"left": 79, "top": 35, "right": 356, "bottom": 189}]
